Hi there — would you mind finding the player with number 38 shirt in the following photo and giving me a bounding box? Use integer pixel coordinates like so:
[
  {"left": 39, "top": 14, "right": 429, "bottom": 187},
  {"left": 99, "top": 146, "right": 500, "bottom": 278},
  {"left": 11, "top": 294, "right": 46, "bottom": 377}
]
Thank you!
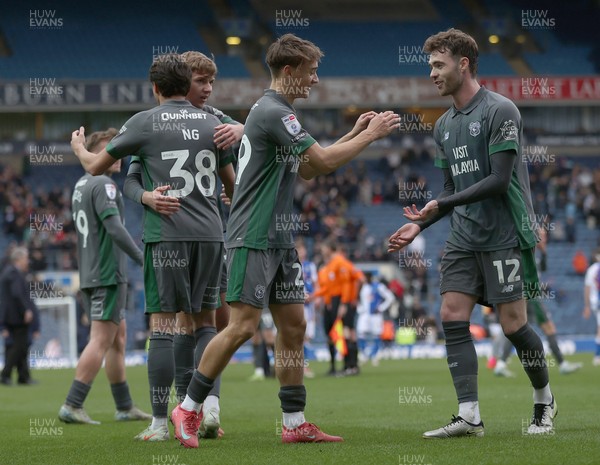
[{"left": 70, "top": 54, "right": 234, "bottom": 442}]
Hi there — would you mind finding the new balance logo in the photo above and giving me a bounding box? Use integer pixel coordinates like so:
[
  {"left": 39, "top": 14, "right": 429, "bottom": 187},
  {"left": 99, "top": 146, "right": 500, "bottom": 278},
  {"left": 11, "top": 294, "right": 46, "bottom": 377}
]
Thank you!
[{"left": 501, "top": 285, "right": 514, "bottom": 293}]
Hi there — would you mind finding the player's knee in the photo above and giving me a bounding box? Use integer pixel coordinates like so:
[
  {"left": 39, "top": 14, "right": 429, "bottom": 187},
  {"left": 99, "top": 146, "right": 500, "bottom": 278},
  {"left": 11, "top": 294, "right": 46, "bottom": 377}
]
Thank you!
[
  {"left": 281, "top": 319, "right": 306, "bottom": 345},
  {"left": 229, "top": 321, "right": 256, "bottom": 344}
]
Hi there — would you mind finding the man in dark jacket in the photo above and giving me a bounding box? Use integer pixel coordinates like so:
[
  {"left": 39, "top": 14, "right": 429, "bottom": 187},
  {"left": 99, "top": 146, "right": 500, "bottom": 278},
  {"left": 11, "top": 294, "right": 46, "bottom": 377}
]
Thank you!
[{"left": 1, "top": 247, "right": 36, "bottom": 385}]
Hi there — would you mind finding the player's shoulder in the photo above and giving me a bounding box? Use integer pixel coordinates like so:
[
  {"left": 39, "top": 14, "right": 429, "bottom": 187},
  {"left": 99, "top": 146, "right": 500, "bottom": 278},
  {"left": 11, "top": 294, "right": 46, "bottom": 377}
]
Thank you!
[
  {"left": 202, "top": 103, "right": 225, "bottom": 119},
  {"left": 434, "top": 108, "right": 453, "bottom": 131},
  {"left": 483, "top": 88, "right": 520, "bottom": 116},
  {"left": 86, "top": 175, "right": 117, "bottom": 196},
  {"left": 256, "top": 91, "right": 294, "bottom": 118}
]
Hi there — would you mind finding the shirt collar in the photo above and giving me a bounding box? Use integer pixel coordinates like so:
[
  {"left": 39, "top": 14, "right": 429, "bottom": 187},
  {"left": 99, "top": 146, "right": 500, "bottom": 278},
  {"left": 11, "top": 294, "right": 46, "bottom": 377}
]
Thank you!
[
  {"left": 451, "top": 86, "right": 487, "bottom": 117},
  {"left": 264, "top": 88, "right": 294, "bottom": 110},
  {"left": 161, "top": 99, "right": 192, "bottom": 107}
]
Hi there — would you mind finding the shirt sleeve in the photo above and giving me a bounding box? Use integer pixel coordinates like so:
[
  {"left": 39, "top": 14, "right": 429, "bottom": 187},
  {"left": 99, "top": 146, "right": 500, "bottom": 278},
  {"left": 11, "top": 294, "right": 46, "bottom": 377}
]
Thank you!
[
  {"left": 91, "top": 178, "right": 120, "bottom": 220},
  {"left": 266, "top": 108, "right": 316, "bottom": 155},
  {"left": 106, "top": 113, "right": 148, "bottom": 160},
  {"left": 488, "top": 100, "right": 521, "bottom": 156},
  {"left": 123, "top": 156, "right": 145, "bottom": 204},
  {"left": 433, "top": 119, "right": 448, "bottom": 169},
  {"left": 204, "top": 104, "right": 238, "bottom": 125}
]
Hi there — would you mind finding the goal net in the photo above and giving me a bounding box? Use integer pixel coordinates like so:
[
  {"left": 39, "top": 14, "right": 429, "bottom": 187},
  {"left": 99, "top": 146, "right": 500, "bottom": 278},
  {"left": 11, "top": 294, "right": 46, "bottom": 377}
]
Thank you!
[{"left": 29, "top": 296, "right": 78, "bottom": 369}]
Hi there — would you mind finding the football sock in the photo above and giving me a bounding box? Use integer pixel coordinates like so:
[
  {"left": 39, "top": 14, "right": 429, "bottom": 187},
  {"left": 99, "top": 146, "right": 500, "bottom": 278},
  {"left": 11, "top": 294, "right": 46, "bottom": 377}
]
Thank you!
[
  {"left": 279, "top": 385, "right": 306, "bottom": 415},
  {"left": 252, "top": 342, "right": 263, "bottom": 369},
  {"left": 595, "top": 337, "right": 600, "bottom": 356},
  {"left": 151, "top": 417, "right": 168, "bottom": 429},
  {"left": 328, "top": 343, "right": 336, "bottom": 371},
  {"left": 194, "top": 327, "right": 221, "bottom": 397},
  {"left": 185, "top": 370, "right": 214, "bottom": 412},
  {"left": 147, "top": 334, "right": 175, "bottom": 418},
  {"left": 533, "top": 383, "right": 553, "bottom": 405},
  {"left": 173, "top": 334, "right": 195, "bottom": 402},
  {"left": 203, "top": 395, "right": 220, "bottom": 413},
  {"left": 65, "top": 380, "right": 91, "bottom": 408},
  {"left": 111, "top": 381, "right": 133, "bottom": 411},
  {"left": 506, "top": 324, "right": 549, "bottom": 390},
  {"left": 443, "top": 321, "right": 478, "bottom": 403},
  {"left": 501, "top": 337, "right": 513, "bottom": 362},
  {"left": 546, "top": 334, "right": 564, "bottom": 364},
  {"left": 283, "top": 411, "right": 306, "bottom": 429},
  {"left": 348, "top": 341, "right": 358, "bottom": 368},
  {"left": 458, "top": 401, "right": 481, "bottom": 424}
]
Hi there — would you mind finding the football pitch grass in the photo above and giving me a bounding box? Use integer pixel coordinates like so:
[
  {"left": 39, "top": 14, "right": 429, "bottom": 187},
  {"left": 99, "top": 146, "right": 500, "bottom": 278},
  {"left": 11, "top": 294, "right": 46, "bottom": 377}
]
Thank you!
[{"left": 1, "top": 355, "right": 598, "bottom": 465}]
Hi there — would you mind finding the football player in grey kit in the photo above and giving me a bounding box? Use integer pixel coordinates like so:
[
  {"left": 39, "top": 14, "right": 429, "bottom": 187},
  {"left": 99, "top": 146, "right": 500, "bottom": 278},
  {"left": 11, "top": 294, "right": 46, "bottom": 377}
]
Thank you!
[
  {"left": 59, "top": 128, "right": 151, "bottom": 425},
  {"left": 70, "top": 55, "right": 234, "bottom": 441},
  {"left": 171, "top": 33, "right": 400, "bottom": 449},
  {"left": 388, "top": 28, "right": 556, "bottom": 437},
  {"left": 124, "top": 50, "right": 239, "bottom": 439}
]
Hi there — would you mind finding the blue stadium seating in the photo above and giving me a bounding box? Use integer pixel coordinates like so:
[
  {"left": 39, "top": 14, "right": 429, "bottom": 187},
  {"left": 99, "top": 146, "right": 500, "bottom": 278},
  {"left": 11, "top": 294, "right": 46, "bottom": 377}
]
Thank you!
[{"left": 0, "top": 1, "right": 250, "bottom": 79}]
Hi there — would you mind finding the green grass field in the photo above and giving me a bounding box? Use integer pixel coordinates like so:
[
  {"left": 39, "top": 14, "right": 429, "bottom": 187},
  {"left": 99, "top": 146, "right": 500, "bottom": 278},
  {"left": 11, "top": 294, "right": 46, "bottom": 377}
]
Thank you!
[{"left": 1, "top": 355, "right": 598, "bottom": 465}]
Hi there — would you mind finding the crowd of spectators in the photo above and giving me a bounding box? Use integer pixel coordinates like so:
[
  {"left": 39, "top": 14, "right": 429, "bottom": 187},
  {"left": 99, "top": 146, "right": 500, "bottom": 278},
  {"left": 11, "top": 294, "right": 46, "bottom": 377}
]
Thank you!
[{"left": 0, "top": 164, "right": 77, "bottom": 271}]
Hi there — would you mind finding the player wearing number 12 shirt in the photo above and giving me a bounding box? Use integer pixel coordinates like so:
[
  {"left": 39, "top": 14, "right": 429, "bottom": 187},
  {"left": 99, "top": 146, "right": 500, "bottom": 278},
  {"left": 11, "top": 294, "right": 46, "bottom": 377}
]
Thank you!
[
  {"left": 388, "top": 28, "right": 554, "bottom": 438},
  {"left": 70, "top": 54, "right": 234, "bottom": 442}
]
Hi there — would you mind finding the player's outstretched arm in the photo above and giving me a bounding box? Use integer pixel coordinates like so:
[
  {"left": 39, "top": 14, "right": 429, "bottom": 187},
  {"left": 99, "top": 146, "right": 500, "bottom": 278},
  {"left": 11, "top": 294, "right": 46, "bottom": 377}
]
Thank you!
[
  {"left": 387, "top": 223, "right": 421, "bottom": 253},
  {"left": 403, "top": 168, "right": 455, "bottom": 227},
  {"left": 333, "top": 111, "right": 377, "bottom": 145},
  {"left": 101, "top": 215, "right": 144, "bottom": 267},
  {"left": 71, "top": 126, "right": 119, "bottom": 175},
  {"left": 299, "top": 111, "right": 400, "bottom": 180}
]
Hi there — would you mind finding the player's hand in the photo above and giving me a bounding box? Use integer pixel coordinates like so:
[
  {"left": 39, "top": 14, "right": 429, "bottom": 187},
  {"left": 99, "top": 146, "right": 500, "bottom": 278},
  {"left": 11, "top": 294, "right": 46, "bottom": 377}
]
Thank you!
[
  {"left": 24, "top": 309, "right": 33, "bottom": 324},
  {"left": 1, "top": 329, "right": 8, "bottom": 339},
  {"left": 214, "top": 123, "right": 244, "bottom": 150},
  {"left": 583, "top": 305, "right": 591, "bottom": 319},
  {"left": 337, "top": 304, "right": 347, "bottom": 320},
  {"left": 142, "top": 185, "right": 180, "bottom": 215},
  {"left": 403, "top": 201, "right": 439, "bottom": 222},
  {"left": 220, "top": 185, "right": 232, "bottom": 206},
  {"left": 32, "top": 331, "right": 40, "bottom": 340},
  {"left": 71, "top": 126, "right": 86, "bottom": 157},
  {"left": 387, "top": 223, "right": 421, "bottom": 253},
  {"left": 365, "top": 111, "right": 401, "bottom": 140},
  {"left": 351, "top": 111, "right": 377, "bottom": 135}
]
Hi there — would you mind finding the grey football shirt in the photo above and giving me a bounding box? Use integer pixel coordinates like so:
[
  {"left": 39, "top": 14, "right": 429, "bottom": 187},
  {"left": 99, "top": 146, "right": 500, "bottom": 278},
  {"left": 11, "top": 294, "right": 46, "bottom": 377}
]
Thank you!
[
  {"left": 226, "top": 89, "right": 316, "bottom": 250},
  {"left": 434, "top": 87, "right": 537, "bottom": 251},
  {"left": 72, "top": 174, "right": 126, "bottom": 288},
  {"left": 106, "top": 99, "right": 233, "bottom": 243}
]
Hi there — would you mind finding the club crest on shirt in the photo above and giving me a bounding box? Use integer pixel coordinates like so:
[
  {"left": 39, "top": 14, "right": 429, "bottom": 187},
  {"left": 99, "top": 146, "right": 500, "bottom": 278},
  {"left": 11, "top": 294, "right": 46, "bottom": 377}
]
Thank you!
[
  {"left": 255, "top": 284, "right": 266, "bottom": 300},
  {"left": 281, "top": 114, "right": 301, "bottom": 135},
  {"left": 500, "top": 120, "right": 518, "bottom": 141},
  {"left": 443, "top": 131, "right": 450, "bottom": 141},
  {"left": 104, "top": 183, "right": 117, "bottom": 200},
  {"left": 469, "top": 121, "right": 481, "bottom": 137}
]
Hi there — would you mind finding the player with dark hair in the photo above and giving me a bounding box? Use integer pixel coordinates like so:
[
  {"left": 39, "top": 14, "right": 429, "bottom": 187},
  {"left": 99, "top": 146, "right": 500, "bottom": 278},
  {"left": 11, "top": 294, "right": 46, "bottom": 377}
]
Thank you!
[
  {"left": 59, "top": 129, "right": 151, "bottom": 425},
  {"left": 389, "top": 28, "right": 556, "bottom": 437},
  {"left": 71, "top": 54, "right": 234, "bottom": 441},
  {"left": 124, "top": 51, "right": 240, "bottom": 439},
  {"left": 171, "top": 33, "right": 400, "bottom": 448}
]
